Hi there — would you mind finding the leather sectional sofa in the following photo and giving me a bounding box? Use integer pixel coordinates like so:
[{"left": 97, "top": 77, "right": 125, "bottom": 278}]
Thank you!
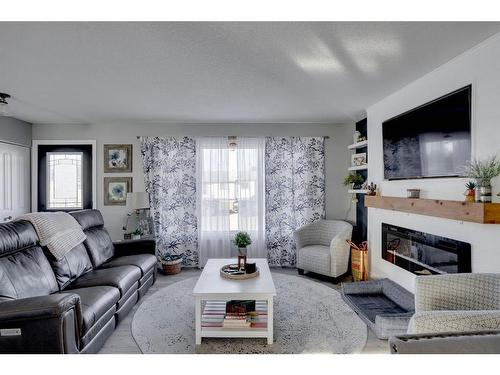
[{"left": 0, "top": 209, "right": 157, "bottom": 354}]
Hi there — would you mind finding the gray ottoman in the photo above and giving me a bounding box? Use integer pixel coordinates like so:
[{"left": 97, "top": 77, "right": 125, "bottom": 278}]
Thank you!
[{"left": 341, "top": 279, "right": 415, "bottom": 339}]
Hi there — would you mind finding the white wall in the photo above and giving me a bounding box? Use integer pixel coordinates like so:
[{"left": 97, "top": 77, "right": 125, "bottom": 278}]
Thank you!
[
  {"left": 367, "top": 33, "right": 500, "bottom": 292},
  {"left": 0, "top": 117, "right": 32, "bottom": 146},
  {"left": 32, "top": 122, "right": 355, "bottom": 240}
]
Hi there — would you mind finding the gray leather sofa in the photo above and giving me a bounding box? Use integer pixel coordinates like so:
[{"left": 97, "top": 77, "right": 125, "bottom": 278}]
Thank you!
[{"left": 0, "top": 209, "right": 157, "bottom": 354}]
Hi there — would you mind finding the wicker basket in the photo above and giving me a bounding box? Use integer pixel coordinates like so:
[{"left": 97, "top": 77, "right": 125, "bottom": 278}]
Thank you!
[{"left": 161, "top": 258, "right": 182, "bottom": 275}]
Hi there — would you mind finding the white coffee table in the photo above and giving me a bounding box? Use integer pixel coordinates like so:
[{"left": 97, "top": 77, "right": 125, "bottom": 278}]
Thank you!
[{"left": 192, "top": 258, "right": 276, "bottom": 345}]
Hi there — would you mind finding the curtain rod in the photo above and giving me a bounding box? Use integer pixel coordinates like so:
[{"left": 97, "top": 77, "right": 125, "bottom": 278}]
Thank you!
[{"left": 136, "top": 135, "right": 330, "bottom": 139}]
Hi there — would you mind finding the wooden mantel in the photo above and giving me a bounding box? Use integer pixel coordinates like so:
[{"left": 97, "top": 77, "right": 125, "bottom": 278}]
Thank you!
[{"left": 365, "top": 195, "right": 500, "bottom": 224}]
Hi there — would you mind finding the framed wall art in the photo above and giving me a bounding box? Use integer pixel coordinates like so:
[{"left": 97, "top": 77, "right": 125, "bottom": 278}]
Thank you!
[
  {"left": 104, "top": 177, "right": 132, "bottom": 206},
  {"left": 104, "top": 144, "right": 132, "bottom": 173}
]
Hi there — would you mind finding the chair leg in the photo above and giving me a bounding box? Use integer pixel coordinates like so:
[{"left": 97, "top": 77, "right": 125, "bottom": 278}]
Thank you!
[{"left": 297, "top": 268, "right": 304, "bottom": 275}]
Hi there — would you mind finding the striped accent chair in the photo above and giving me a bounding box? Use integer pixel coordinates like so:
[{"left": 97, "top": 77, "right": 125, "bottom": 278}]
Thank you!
[{"left": 293, "top": 220, "right": 353, "bottom": 282}]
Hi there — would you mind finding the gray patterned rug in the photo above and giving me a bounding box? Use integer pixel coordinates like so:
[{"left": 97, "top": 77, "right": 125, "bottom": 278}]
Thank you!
[{"left": 131, "top": 273, "right": 367, "bottom": 354}]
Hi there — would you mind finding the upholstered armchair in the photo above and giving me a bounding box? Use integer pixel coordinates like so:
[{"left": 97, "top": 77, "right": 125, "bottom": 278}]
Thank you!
[
  {"left": 293, "top": 220, "right": 353, "bottom": 282},
  {"left": 390, "top": 273, "right": 500, "bottom": 354}
]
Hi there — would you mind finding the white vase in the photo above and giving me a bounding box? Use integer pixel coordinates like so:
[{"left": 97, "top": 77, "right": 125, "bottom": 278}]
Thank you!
[{"left": 132, "top": 234, "right": 141, "bottom": 240}]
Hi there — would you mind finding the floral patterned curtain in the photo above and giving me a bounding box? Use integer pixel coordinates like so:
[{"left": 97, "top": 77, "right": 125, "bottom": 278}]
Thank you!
[
  {"left": 140, "top": 137, "right": 198, "bottom": 266},
  {"left": 265, "top": 137, "right": 325, "bottom": 267}
]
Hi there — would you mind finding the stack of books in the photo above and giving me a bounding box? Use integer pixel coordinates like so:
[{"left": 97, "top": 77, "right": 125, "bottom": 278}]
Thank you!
[{"left": 201, "top": 300, "right": 268, "bottom": 329}]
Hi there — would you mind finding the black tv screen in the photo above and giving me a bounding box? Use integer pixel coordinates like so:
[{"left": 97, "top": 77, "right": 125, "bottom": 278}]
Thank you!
[{"left": 383, "top": 85, "right": 471, "bottom": 180}]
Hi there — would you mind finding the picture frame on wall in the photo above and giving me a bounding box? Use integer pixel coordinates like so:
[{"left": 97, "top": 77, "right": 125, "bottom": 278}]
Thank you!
[
  {"left": 104, "top": 177, "right": 132, "bottom": 206},
  {"left": 104, "top": 144, "right": 132, "bottom": 173},
  {"left": 351, "top": 152, "right": 367, "bottom": 167}
]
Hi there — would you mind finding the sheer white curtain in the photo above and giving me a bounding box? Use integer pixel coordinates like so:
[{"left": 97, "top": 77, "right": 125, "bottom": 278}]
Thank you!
[{"left": 197, "top": 137, "right": 265, "bottom": 267}]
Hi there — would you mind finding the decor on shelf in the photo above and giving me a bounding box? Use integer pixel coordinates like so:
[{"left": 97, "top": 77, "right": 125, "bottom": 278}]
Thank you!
[
  {"left": 160, "top": 250, "right": 184, "bottom": 275},
  {"left": 131, "top": 228, "right": 143, "bottom": 240},
  {"left": 343, "top": 172, "right": 365, "bottom": 190},
  {"left": 104, "top": 177, "right": 132, "bottom": 206},
  {"left": 367, "top": 182, "right": 377, "bottom": 196},
  {"left": 464, "top": 181, "right": 477, "bottom": 202},
  {"left": 347, "top": 240, "right": 368, "bottom": 282},
  {"left": 351, "top": 152, "right": 367, "bottom": 167},
  {"left": 104, "top": 144, "right": 133, "bottom": 173},
  {"left": 407, "top": 188, "right": 420, "bottom": 199},
  {"left": 461, "top": 156, "right": 500, "bottom": 203},
  {"left": 352, "top": 130, "right": 361, "bottom": 143}
]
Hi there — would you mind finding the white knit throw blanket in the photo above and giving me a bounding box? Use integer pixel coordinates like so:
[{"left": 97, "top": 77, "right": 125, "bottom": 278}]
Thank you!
[{"left": 19, "top": 212, "right": 86, "bottom": 260}]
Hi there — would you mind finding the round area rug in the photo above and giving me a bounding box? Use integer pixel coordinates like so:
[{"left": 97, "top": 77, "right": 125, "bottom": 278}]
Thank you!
[{"left": 132, "top": 273, "right": 367, "bottom": 354}]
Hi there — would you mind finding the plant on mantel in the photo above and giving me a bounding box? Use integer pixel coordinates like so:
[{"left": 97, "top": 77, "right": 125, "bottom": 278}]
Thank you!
[{"left": 461, "top": 156, "right": 500, "bottom": 203}]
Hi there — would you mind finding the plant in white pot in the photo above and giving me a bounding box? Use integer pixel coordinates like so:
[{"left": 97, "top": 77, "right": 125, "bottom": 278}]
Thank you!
[
  {"left": 462, "top": 156, "right": 500, "bottom": 202},
  {"left": 233, "top": 231, "right": 252, "bottom": 256},
  {"left": 131, "top": 228, "right": 143, "bottom": 240},
  {"left": 160, "top": 249, "right": 183, "bottom": 275}
]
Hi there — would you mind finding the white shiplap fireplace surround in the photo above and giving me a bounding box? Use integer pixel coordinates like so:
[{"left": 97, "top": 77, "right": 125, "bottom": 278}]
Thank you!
[{"left": 366, "top": 33, "right": 500, "bottom": 293}]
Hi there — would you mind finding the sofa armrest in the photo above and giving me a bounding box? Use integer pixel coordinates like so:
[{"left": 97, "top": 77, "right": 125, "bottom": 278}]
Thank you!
[
  {"left": 113, "top": 238, "right": 156, "bottom": 257},
  {"left": 0, "top": 294, "right": 81, "bottom": 353},
  {"left": 390, "top": 330, "right": 500, "bottom": 354}
]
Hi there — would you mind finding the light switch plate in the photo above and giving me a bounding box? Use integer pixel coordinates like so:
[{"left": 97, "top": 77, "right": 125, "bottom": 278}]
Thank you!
[{"left": 0, "top": 328, "right": 21, "bottom": 336}]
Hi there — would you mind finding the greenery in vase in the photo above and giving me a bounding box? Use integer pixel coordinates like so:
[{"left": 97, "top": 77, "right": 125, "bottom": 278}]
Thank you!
[
  {"left": 343, "top": 172, "right": 365, "bottom": 186},
  {"left": 461, "top": 156, "right": 500, "bottom": 182},
  {"left": 132, "top": 228, "right": 143, "bottom": 236},
  {"left": 160, "top": 250, "right": 183, "bottom": 263},
  {"left": 233, "top": 231, "right": 252, "bottom": 248}
]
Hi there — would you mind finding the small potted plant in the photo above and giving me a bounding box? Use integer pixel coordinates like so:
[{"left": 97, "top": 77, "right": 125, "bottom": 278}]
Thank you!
[
  {"left": 233, "top": 231, "right": 252, "bottom": 256},
  {"left": 131, "top": 228, "right": 143, "bottom": 240},
  {"left": 160, "top": 250, "right": 183, "bottom": 275},
  {"left": 464, "top": 181, "right": 477, "bottom": 202},
  {"left": 343, "top": 172, "right": 365, "bottom": 190},
  {"left": 462, "top": 156, "right": 500, "bottom": 202}
]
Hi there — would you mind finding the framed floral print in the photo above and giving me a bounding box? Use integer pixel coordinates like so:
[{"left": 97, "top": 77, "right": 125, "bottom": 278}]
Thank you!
[
  {"left": 104, "top": 177, "right": 132, "bottom": 206},
  {"left": 104, "top": 144, "right": 132, "bottom": 173}
]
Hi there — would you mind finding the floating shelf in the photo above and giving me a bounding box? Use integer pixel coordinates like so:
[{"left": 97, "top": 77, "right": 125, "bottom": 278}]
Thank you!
[
  {"left": 365, "top": 195, "right": 500, "bottom": 224},
  {"left": 347, "top": 140, "right": 368, "bottom": 150},
  {"left": 348, "top": 164, "right": 368, "bottom": 171},
  {"left": 348, "top": 189, "right": 368, "bottom": 194}
]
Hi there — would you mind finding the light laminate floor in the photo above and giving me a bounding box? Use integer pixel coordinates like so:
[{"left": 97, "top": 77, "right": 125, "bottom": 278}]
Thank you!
[{"left": 99, "top": 268, "right": 389, "bottom": 354}]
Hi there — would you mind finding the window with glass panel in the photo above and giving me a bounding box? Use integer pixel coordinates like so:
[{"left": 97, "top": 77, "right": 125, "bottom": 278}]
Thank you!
[{"left": 46, "top": 152, "right": 83, "bottom": 209}]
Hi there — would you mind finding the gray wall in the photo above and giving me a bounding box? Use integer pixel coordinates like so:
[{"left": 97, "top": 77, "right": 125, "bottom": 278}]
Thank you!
[
  {"left": 33, "top": 122, "right": 355, "bottom": 240},
  {"left": 0, "top": 117, "right": 32, "bottom": 146}
]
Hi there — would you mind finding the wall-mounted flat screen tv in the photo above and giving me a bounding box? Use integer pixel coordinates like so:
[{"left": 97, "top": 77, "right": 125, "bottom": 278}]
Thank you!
[{"left": 383, "top": 85, "right": 471, "bottom": 180}]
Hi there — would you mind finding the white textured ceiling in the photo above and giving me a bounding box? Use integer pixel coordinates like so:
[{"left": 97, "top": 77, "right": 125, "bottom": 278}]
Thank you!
[{"left": 1, "top": 22, "right": 499, "bottom": 124}]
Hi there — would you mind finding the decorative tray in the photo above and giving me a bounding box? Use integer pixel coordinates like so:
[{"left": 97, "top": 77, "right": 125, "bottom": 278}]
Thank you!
[{"left": 220, "top": 264, "right": 260, "bottom": 280}]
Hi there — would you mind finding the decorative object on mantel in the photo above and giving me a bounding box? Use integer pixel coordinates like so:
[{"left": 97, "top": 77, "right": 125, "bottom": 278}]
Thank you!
[
  {"left": 104, "top": 144, "right": 133, "bottom": 173},
  {"left": 406, "top": 188, "right": 420, "bottom": 199},
  {"left": 464, "top": 181, "right": 477, "bottom": 202},
  {"left": 367, "top": 182, "right": 377, "bottom": 196},
  {"left": 461, "top": 156, "right": 500, "bottom": 203},
  {"left": 365, "top": 195, "right": 500, "bottom": 224},
  {"left": 344, "top": 172, "right": 365, "bottom": 190},
  {"left": 346, "top": 240, "right": 368, "bottom": 282},
  {"left": 220, "top": 263, "right": 260, "bottom": 280},
  {"left": 160, "top": 250, "right": 184, "bottom": 275}
]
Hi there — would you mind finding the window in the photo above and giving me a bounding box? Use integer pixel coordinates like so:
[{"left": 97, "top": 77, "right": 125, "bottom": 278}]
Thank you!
[{"left": 46, "top": 152, "right": 83, "bottom": 210}]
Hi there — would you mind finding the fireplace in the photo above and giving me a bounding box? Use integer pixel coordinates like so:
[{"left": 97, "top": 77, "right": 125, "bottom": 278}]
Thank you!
[{"left": 382, "top": 223, "right": 471, "bottom": 275}]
